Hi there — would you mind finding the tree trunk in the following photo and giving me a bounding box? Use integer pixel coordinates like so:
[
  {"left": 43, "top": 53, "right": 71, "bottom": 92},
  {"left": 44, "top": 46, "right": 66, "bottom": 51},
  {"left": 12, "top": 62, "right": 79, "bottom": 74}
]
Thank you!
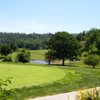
[
  {"left": 93, "top": 65, "right": 95, "bottom": 69},
  {"left": 62, "top": 58, "right": 65, "bottom": 66},
  {"left": 48, "top": 60, "right": 51, "bottom": 65}
]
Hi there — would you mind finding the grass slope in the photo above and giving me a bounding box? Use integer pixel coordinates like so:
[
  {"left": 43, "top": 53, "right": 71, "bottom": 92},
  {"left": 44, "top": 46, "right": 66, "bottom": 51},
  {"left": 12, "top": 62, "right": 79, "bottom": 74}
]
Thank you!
[
  {"left": 0, "top": 62, "right": 100, "bottom": 100},
  {"left": 30, "top": 50, "right": 47, "bottom": 60},
  {"left": 14, "top": 62, "right": 100, "bottom": 100},
  {"left": 10, "top": 50, "right": 47, "bottom": 60},
  {"left": 0, "top": 63, "right": 65, "bottom": 89}
]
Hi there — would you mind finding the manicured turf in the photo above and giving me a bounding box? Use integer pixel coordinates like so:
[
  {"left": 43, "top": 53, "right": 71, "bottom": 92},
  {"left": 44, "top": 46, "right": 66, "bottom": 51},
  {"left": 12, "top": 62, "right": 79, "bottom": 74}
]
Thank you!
[
  {"left": 0, "top": 63, "right": 65, "bottom": 89},
  {"left": 0, "top": 62, "right": 100, "bottom": 100},
  {"left": 30, "top": 50, "right": 47, "bottom": 60},
  {"left": 10, "top": 50, "right": 47, "bottom": 60},
  {"left": 13, "top": 62, "right": 100, "bottom": 100}
]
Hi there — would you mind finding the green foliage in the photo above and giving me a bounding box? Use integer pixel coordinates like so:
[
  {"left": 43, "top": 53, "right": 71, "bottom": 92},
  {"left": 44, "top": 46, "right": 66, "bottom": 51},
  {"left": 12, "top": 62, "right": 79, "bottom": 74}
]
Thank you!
[
  {"left": 84, "top": 55, "right": 100, "bottom": 68},
  {"left": 49, "top": 31, "right": 81, "bottom": 65},
  {"left": 0, "top": 45, "right": 12, "bottom": 56},
  {"left": 76, "top": 31, "right": 86, "bottom": 41},
  {"left": 96, "top": 38, "right": 100, "bottom": 54},
  {"left": 10, "top": 42, "right": 18, "bottom": 51},
  {"left": 85, "top": 28, "right": 100, "bottom": 54},
  {"left": 0, "top": 32, "right": 52, "bottom": 50},
  {"left": 0, "top": 78, "right": 14, "bottom": 100},
  {"left": 45, "top": 50, "right": 57, "bottom": 64},
  {"left": 16, "top": 49, "right": 31, "bottom": 63},
  {"left": 3, "top": 56, "right": 12, "bottom": 62}
]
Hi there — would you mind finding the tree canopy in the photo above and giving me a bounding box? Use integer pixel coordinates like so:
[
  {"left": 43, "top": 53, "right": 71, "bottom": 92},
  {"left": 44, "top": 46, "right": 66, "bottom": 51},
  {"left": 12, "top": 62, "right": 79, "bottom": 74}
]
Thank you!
[
  {"left": 85, "top": 28, "right": 100, "bottom": 54},
  {"left": 0, "top": 45, "right": 12, "bottom": 56},
  {"left": 84, "top": 55, "right": 100, "bottom": 68},
  {"left": 0, "top": 32, "right": 52, "bottom": 50},
  {"left": 16, "top": 49, "right": 31, "bottom": 63},
  {"left": 48, "top": 31, "right": 81, "bottom": 65}
]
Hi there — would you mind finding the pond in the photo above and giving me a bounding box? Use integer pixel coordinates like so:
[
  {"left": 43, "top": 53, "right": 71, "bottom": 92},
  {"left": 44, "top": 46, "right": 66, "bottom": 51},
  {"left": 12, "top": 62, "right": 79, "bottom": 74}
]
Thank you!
[{"left": 30, "top": 60, "right": 48, "bottom": 64}]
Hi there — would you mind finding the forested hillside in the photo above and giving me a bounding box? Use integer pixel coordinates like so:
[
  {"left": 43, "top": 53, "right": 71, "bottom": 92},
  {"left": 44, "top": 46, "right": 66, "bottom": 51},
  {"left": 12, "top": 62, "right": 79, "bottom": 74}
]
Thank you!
[{"left": 0, "top": 32, "right": 52, "bottom": 50}]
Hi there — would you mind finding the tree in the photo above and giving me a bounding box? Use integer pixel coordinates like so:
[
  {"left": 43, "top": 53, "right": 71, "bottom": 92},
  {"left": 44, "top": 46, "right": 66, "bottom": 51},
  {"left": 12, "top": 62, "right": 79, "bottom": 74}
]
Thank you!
[
  {"left": 16, "top": 49, "right": 30, "bottom": 63},
  {"left": 0, "top": 45, "right": 11, "bottom": 56},
  {"left": 76, "top": 31, "right": 86, "bottom": 41},
  {"left": 85, "top": 28, "right": 100, "bottom": 54},
  {"left": 0, "top": 32, "right": 52, "bottom": 50},
  {"left": 96, "top": 38, "right": 100, "bottom": 54},
  {"left": 67, "top": 37, "right": 81, "bottom": 61},
  {"left": 10, "top": 42, "right": 18, "bottom": 51},
  {"left": 49, "top": 31, "right": 81, "bottom": 65},
  {"left": 84, "top": 55, "right": 100, "bottom": 69},
  {"left": 3, "top": 55, "right": 12, "bottom": 62},
  {"left": 45, "top": 50, "right": 57, "bottom": 65}
]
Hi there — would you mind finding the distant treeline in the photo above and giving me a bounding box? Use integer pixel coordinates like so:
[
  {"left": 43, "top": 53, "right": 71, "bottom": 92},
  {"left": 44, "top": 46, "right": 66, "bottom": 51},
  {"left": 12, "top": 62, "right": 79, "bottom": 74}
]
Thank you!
[
  {"left": 0, "top": 32, "right": 52, "bottom": 50},
  {"left": 0, "top": 28, "right": 100, "bottom": 52}
]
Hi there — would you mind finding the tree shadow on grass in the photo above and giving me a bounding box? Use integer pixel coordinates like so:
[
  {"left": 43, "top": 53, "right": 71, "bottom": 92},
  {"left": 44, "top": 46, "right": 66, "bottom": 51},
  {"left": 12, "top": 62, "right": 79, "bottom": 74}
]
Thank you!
[
  {"left": 46, "top": 63, "right": 77, "bottom": 68},
  {"left": 65, "top": 64, "right": 77, "bottom": 67},
  {"left": 84, "top": 66, "right": 100, "bottom": 69}
]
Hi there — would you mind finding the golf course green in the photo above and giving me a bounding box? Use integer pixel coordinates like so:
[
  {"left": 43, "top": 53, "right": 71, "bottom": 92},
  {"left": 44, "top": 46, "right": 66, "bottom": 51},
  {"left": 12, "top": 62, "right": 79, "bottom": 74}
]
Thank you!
[{"left": 0, "top": 63, "right": 65, "bottom": 89}]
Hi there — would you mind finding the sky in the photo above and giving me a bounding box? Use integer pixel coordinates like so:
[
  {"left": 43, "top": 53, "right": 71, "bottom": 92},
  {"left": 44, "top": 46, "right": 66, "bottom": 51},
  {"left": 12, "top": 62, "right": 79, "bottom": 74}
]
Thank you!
[{"left": 0, "top": 0, "right": 100, "bottom": 34}]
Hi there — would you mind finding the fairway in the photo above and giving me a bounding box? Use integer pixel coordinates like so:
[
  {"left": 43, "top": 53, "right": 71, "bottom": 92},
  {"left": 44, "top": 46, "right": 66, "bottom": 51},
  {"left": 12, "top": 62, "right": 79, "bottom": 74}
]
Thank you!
[
  {"left": 0, "top": 63, "right": 65, "bottom": 89},
  {"left": 10, "top": 50, "right": 47, "bottom": 60}
]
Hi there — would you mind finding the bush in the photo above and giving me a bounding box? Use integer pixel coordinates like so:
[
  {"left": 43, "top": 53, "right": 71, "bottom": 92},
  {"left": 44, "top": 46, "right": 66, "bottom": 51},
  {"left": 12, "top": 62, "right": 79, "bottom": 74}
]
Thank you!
[
  {"left": 3, "top": 56, "right": 12, "bottom": 62},
  {"left": 16, "top": 49, "right": 30, "bottom": 63},
  {"left": 0, "top": 56, "right": 4, "bottom": 60},
  {"left": 84, "top": 55, "right": 100, "bottom": 68},
  {"left": 0, "top": 78, "right": 14, "bottom": 100},
  {"left": 0, "top": 45, "right": 12, "bottom": 56}
]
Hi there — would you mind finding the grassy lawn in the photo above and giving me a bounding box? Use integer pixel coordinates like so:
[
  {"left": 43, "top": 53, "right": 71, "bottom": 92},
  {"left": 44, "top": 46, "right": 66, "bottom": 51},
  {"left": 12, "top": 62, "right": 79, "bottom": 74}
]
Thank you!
[
  {"left": 0, "top": 63, "right": 65, "bottom": 89},
  {"left": 30, "top": 50, "right": 47, "bottom": 60},
  {"left": 0, "top": 62, "right": 100, "bottom": 100},
  {"left": 9, "top": 50, "right": 47, "bottom": 60}
]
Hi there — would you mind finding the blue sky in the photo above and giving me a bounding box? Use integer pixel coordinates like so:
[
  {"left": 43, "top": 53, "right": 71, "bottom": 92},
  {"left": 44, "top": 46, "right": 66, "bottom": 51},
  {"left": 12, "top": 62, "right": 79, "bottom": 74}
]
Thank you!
[{"left": 0, "top": 0, "right": 100, "bottom": 33}]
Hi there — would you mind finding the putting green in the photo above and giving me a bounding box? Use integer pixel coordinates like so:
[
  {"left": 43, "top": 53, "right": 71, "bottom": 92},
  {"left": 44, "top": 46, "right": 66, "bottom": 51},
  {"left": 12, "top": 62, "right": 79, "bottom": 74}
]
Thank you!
[{"left": 0, "top": 63, "right": 65, "bottom": 88}]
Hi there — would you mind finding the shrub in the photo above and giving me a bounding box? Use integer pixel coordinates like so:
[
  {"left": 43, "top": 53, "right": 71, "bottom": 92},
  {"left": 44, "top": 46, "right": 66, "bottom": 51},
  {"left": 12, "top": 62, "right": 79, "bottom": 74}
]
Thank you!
[
  {"left": 0, "top": 78, "right": 14, "bottom": 100},
  {"left": 16, "top": 49, "right": 30, "bottom": 63},
  {"left": 3, "top": 56, "right": 12, "bottom": 62},
  {"left": 0, "top": 45, "right": 12, "bottom": 56},
  {"left": 84, "top": 55, "right": 100, "bottom": 68}
]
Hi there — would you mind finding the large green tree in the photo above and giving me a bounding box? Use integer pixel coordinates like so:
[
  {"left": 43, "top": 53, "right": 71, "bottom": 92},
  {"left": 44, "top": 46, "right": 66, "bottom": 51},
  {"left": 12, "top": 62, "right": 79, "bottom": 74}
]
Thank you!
[
  {"left": 49, "top": 31, "right": 81, "bottom": 65},
  {"left": 85, "top": 28, "right": 100, "bottom": 54},
  {"left": 0, "top": 45, "right": 11, "bottom": 56}
]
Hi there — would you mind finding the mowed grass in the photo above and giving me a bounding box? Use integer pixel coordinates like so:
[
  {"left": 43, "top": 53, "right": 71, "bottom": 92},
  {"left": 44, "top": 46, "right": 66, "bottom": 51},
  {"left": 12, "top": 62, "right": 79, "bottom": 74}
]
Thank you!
[
  {"left": 0, "top": 63, "right": 65, "bottom": 89},
  {"left": 10, "top": 50, "right": 47, "bottom": 60},
  {"left": 13, "top": 62, "right": 100, "bottom": 100},
  {"left": 30, "top": 50, "right": 47, "bottom": 60},
  {"left": 0, "top": 62, "right": 100, "bottom": 100}
]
